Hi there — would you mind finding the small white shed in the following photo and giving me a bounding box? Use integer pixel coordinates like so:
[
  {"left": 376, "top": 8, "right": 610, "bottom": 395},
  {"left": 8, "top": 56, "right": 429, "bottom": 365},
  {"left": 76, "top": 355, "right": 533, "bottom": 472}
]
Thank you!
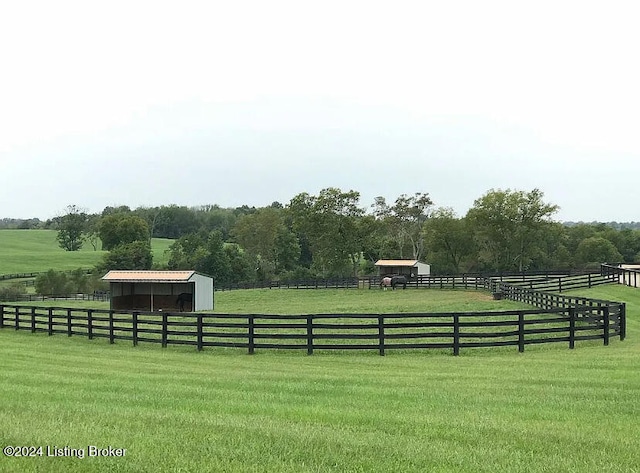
[
  {"left": 102, "top": 270, "right": 214, "bottom": 312},
  {"left": 374, "top": 259, "right": 431, "bottom": 278}
]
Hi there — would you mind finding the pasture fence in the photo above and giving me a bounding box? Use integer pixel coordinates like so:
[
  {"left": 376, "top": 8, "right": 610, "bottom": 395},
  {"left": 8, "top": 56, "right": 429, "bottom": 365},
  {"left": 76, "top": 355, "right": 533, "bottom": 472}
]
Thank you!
[
  {"left": 0, "top": 272, "right": 40, "bottom": 281},
  {"left": 601, "top": 263, "right": 640, "bottom": 288},
  {"left": 0, "top": 303, "right": 624, "bottom": 356},
  {"left": 0, "top": 267, "right": 628, "bottom": 355},
  {"left": 214, "top": 269, "right": 597, "bottom": 292}
]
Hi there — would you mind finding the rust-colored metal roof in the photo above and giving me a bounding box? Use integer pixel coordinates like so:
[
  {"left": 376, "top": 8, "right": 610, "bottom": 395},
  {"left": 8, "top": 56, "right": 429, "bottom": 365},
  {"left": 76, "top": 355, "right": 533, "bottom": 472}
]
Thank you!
[
  {"left": 101, "top": 270, "right": 197, "bottom": 283},
  {"left": 374, "top": 259, "right": 419, "bottom": 267}
]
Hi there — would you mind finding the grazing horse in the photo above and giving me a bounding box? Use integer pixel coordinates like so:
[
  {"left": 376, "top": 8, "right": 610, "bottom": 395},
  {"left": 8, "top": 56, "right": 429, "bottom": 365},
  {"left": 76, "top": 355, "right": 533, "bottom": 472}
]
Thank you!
[
  {"left": 391, "top": 275, "right": 407, "bottom": 290},
  {"left": 380, "top": 276, "right": 393, "bottom": 290},
  {"left": 176, "top": 292, "right": 193, "bottom": 312}
]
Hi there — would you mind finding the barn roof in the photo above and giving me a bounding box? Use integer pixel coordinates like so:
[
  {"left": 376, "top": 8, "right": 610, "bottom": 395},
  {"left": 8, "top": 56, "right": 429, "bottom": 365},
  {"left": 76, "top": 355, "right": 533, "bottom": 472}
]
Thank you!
[
  {"left": 374, "top": 260, "right": 419, "bottom": 267},
  {"left": 101, "top": 270, "right": 200, "bottom": 283}
]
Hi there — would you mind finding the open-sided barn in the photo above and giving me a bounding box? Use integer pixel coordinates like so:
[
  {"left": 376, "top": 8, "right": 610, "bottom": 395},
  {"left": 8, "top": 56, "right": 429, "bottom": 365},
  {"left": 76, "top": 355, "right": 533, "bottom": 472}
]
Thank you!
[
  {"left": 375, "top": 259, "right": 431, "bottom": 278},
  {"left": 101, "top": 270, "right": 214, "bottom": 312}
]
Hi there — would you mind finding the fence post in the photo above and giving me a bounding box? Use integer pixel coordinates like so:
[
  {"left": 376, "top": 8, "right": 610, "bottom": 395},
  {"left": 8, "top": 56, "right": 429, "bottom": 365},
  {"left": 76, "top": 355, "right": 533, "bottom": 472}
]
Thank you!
[
  {"left": 248, "top": 315, "right": 255, "bottom": 354},
  {"left": 0, "top": 305, "right": 3, "bottom": 328},
  {"left": 67, "top": 309, "right": 72, "bottom": 336},
  {"left": 378, "top": 316, "right": 385, "bottom": 356},
  {"left": 453, "top": 314, "right": 460, "bottom": 356},
  {"left": 603, "top": 307, "right": 610, "bottom": 346},
  {"left": 197, "top": 314, "right": 203, "bottom": 351},
  {"left": 109, "top": 310, "right": 115, "bottom": 344},
  {"left": 518, "top": 311, "right": 525, "bottom": 353},
  {"left": 31, "top": 307, "right": 36, "bottom": 333},
  {"left": 15, "top": 307, "right": 19, "bottom": 330},
  {"left": 162, "top": 312, "right": 168, "bottom": 348},
  {"left": 87, "top": 309, "right": 93, "bottom": 340},
  {"left": 132, "top": 312, "right": 139, "bottom": 347},
  {"left": 569, "top": 307, "right": 575, "bottom": 349},
  {"left": 48, "top": 308, "right": 53, "bottom": 336},
  {"left": 620, "top": 303, "right": 626, "bottom": 341},
  {"left": 306, "top": 316, "right": 313, "bottom": 355},
  {"left": 588, "top": 273, "right": 592, "bottom": 288}
]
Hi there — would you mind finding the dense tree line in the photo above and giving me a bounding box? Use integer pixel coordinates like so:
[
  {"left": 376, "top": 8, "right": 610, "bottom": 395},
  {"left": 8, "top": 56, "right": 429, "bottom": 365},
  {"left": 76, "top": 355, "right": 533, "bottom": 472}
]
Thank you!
[{"left": 44, "top": 188, "right": 640, "bottom": 285}]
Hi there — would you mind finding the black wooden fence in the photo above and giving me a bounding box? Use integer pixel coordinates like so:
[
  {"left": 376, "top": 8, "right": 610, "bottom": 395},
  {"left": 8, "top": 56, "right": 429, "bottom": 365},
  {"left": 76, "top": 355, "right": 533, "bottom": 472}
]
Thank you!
[
  {"left": 601, "top": 263, "right": 640, "bottom": 288},
  {"left": 0, "top": 303, "right": 624, "bottom": 356}
]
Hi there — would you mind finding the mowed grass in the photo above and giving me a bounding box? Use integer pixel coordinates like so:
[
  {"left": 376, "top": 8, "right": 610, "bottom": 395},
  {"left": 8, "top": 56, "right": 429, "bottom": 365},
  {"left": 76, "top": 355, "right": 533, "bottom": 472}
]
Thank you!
[
  {"left": 1, "top": 286, "right": 639, "bottom": 472},
  {"left": 0, "top": 230, "right": 173, "bottom": 274},
  {"left": 11, "top": 288, "right": 531, "bottom": 314},
  {"left": 213, "top": 287, "right": 528, "bottom": 314}
]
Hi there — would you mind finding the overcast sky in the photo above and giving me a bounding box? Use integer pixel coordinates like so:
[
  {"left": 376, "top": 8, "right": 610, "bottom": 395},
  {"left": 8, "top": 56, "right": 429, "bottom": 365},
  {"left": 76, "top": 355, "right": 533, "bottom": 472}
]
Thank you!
[{"left": 1, "top": 0, "right": 638, "bottom": 222}]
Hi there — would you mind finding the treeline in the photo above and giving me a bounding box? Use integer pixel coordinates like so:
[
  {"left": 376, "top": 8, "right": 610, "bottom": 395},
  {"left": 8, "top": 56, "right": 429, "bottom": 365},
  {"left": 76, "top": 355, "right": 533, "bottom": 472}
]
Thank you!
[{"left": 32, "top": 188, "right": 640, "bottom": 285}]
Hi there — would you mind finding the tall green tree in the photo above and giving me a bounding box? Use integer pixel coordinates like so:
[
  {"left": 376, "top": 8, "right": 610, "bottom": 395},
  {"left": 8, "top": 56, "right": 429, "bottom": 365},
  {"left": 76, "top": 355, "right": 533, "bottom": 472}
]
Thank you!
[
  {"left": 289, "top": 188, "right": 365, "bottom": 277},
  {"left": 467, "top": 189, "right": 559, "bottom": 272},
  {"left": 575, "top": 236, "right": 624, "bottom": 267},
  {"left": 231, "top": 207, "right": 300, "bottom": 278},
  {"left": 372, "top": 193, "right": 433, "bottom": 260},
  {"left": 56, "top": 205, "right": 89, "bottom": 251},
  {"left": 99, "top": 241, "right": 153, "bottom": 271},
  {"left": 423, "top": 208, "right": 475, "bottom": 273},
  {"left": 152, "top": 205, "right": 200, "bottom": 239},
  {"left": 167, "top": 231, "right": 234, "bottom": 285},
  {"left": 98, "top": 214, "right": 150, "bottom": 251}
]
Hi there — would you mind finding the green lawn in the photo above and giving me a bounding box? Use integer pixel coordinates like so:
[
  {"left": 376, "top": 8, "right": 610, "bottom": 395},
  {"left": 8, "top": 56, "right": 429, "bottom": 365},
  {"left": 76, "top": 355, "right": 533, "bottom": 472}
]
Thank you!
[
  {"left": 1, "top": 285, "right": 639, "bottom": 472},
  {"left": 0, "top": 229, "right": 173, "bottom": 274}
]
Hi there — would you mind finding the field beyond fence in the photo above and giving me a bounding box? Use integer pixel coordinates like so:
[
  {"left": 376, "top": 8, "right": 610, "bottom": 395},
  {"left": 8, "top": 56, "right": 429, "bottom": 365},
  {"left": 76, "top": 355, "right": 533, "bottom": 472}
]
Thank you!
[
  {"left": 0, "top": 301, "right": 624, "bottom": 356},
  {"left": 0, "top": 266, "right": 629, "bottom": 355}
]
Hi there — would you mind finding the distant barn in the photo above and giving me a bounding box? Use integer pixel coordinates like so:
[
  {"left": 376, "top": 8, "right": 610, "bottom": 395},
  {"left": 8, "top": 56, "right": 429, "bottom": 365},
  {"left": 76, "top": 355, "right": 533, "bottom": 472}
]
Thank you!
[
  {"left": 374, "top": 259, "right": 431, "bottom": 278},
  {"left": 101, "top": 270, "right": 214, "bottom": 312}
]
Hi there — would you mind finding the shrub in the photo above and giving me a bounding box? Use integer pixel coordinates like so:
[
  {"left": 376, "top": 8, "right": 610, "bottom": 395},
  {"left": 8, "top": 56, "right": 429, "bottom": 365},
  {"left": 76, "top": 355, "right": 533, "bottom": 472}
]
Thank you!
[{"left": 0, "top": 284, "right": 25, "bottom": 302}]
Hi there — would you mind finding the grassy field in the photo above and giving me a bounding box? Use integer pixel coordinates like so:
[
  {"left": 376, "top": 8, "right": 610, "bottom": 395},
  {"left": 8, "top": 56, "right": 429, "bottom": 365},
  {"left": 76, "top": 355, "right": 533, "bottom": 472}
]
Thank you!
[
  {"left": 0, "top": 229, "right": 174, "bottom": 274},
  {"left": 1, "top": 285, "right": 639, "bottom": 472},
  {"left": 11, "top": 287, "right": 531, "bottom": 313}
]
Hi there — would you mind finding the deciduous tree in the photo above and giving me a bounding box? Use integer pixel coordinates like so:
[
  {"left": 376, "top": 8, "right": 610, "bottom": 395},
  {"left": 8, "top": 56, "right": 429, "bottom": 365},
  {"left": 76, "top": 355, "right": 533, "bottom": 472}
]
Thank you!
[
  {"left": 289, "top": 188, "right": 365, "bottom": 277},
  {"left": 467, "top": 188, "right": 559, "bottom": 272},
  {"left": 98, "top": 214, "right": 150, "bottom": 251},
  {"left": 56, "top": 205, "right": 89, "bottom": 251},
  {"left": 372, "top": 193, "right": 433, "bottom": 260}
]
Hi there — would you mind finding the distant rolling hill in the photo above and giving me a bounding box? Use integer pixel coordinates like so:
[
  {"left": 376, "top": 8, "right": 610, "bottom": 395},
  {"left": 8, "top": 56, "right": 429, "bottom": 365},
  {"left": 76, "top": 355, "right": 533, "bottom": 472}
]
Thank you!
[{"left": 0, "top": 229, "right": 173, "bottom": 275}]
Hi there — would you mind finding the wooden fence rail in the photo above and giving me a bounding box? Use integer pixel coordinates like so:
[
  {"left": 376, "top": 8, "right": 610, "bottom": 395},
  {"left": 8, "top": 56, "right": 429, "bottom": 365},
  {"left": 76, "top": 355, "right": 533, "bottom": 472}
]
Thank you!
[
  {"left": 601, "top": 263, "right": 640, "bottom": 288},
  {"left": 0, "top": 303, "right": 624, "bottom": 356}
]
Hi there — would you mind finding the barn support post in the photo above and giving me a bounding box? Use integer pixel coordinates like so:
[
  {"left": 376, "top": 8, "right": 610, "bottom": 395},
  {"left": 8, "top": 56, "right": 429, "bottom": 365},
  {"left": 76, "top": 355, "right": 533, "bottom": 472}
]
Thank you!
[{"left": 306, "top": 316, "right": 313, "bottom": 355}]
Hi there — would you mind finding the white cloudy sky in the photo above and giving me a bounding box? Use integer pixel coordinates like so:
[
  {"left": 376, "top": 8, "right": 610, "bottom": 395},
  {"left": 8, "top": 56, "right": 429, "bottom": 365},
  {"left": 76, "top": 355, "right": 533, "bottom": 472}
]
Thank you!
[{"left": 1, "top": 0, "right": 638, "bottom": 222}]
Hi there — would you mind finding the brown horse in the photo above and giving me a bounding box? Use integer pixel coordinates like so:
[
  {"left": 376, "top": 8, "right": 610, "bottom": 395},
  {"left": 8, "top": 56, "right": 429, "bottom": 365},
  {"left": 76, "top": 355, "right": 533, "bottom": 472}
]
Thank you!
[
  {"left": 176, "top": 293, "right": 193, "bottom": 312},
  {"left": 380, "top": 275, "right": 407, "bottom": 290}
]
